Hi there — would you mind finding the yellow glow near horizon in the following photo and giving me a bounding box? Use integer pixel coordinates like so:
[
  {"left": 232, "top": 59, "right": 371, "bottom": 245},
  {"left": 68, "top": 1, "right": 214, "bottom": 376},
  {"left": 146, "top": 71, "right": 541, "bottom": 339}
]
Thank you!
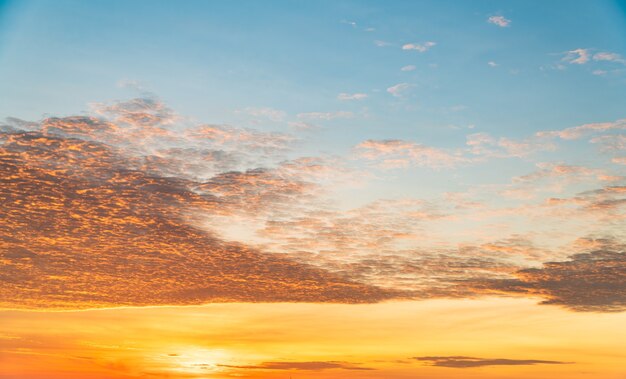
[{"left": 2, "top": 298, "right": 626, "bottom": 379}]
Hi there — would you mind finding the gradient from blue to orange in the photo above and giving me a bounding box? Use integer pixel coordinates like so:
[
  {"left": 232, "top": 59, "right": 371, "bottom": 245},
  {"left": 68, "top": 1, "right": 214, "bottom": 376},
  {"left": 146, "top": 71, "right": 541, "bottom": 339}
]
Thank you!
[{"left": 1, "top": 1, "right": 625, "bottom": 378}]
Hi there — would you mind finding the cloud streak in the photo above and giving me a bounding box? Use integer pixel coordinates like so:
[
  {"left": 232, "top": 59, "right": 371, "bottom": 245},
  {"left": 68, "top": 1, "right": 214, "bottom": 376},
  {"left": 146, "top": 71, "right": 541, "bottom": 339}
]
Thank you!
[
  {"left": 219, "top": 361, "right": 374, "bottom": 371},
  {"left": 414, "top": 356, "right": 567, "bottom": 368}
]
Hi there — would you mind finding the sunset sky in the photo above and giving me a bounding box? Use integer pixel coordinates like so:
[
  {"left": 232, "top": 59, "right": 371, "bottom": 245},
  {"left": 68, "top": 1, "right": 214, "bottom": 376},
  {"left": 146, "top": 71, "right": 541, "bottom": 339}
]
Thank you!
[{"left": 1, "top": 1, "right": 626, "bottom": 378}]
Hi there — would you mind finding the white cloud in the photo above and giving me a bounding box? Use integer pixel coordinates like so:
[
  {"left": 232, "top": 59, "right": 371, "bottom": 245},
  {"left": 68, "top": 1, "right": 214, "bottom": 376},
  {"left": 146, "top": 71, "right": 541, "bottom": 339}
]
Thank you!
[
  {"left": 487, "top": 61, "right": 498, "bottom": 67},
  {"left": 487, "top": 15, "right": 511, "bottom": 27},
  {"left": 562, "top": 48, "right": 590, "bottom": 64},
  {"left": 401, "top": 65, "right": 416, "bottom": 72},
  {"left": 297, "top": 111, "right": 354, "bottom": 120},
  {"left": 386, "top": 83, "right": 411, "bottom": 97},
  {"left": 536, "top": 119, "right": 626, "bottom": 140},
  {"left": 593, "top": 52, "right": 626, "bottom": 64},
  {"left": 402, "top": 41, "right": 436, "bottom": 52},
  {"left": 338, "top": 93, "right": 368, "bottom": 101}
]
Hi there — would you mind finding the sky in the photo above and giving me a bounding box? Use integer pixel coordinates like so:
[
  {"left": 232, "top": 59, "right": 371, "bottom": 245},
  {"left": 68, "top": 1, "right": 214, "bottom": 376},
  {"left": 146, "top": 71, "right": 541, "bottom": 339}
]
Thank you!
[{"left": 0, "top": 0, "right": 625, "bottom": 378}]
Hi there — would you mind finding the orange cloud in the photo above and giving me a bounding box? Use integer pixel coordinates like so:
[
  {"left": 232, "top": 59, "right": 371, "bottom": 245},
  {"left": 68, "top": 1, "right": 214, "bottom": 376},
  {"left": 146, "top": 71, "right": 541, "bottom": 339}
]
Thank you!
[
  {"left": 0, "top": 129, "right": 398, "bottom": 309},
  {"left": 467, "top": 239, "right": 626, "bottom": 312},
  {"left": 414, "top": 356, "right": 567, "bottom": 368}
]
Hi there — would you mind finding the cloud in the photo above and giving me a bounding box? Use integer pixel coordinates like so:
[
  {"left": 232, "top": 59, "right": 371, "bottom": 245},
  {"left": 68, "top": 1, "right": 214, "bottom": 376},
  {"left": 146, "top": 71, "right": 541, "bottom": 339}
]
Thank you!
[
  {"left": 542, "top": 185, "right": 626, "bottom": 218},
  {"left": 297, "top": 111, "right": 354, "bottom": 120},
  {"left": 340, "top": 20, "right": 357, "bottom": 28},
  {"left": 194, "top": 163, "right": 319, "bottom": 216},
  {"left": 613, "top": 157, "right": 626, "bottom": 165},
  {"left": 466, "top": 132, "right": 553, "bottom": 158},
  {"left": 219, "top": 361, "right": 374, "bottom": 371},
  {"left": 593, "top": 52, "right": 626, "bottom": 64},
  {"left": 414, "top": 356, "right": 567, "bottom": 368},
  {"left": 487, "top": 61, "right": 498, "bottom": 67},
  {"left": 401, "top": 41, "right": 436, "bottom": 52},
  {"left": 185, "top": 124, "right": 294, "bottom": 153},
  {"left": 32, "top": 97, "right": 300, "bottom": 182},
  {"left": 337, "top": 93, "right": 368, "bottom": 101},
  {"left": 92, "top": 97, "right": 176, "bottom": 127},
  {"left": 468, "top": 239, "right": 626, "bottom": 312},
  {"left": 4, "top": 97, "right": 624, "bottom": 313},
  {"left": 386, "top": 83, "right": 412, "bottom": 97},
  {"left": 512, "top": 162, "right": 619, "bottom": 185},
  {"left": 401, "top": 65, "right": 416, "bottom": 71},
  {"left": 0, "top": 110, "right": 400, "bottom": 310},
  {"left": 487, "top": 15, "right": 511, "bottom": 27},
  {"left": 536, "top": 118, "right": 626, "bottom": 140},
  {"left": 562, "top": 48, "right": 590, "bottom": 64},
  {"left": 355, "top": 139, "right": 467, "bottom": 168}
]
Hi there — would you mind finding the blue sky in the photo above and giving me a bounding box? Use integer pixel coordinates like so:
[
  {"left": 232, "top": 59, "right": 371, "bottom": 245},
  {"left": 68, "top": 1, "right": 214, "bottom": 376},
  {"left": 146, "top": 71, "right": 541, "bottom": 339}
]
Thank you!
[{"left": 1, "top": 0, "right": 625, "bottom": 131}]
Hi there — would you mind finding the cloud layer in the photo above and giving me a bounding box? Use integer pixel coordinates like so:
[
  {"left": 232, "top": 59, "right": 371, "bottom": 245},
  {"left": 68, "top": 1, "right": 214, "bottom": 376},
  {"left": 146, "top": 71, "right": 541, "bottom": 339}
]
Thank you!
[
  {"left": 1, "top": 97, "right": 624, "bottom": 312},
  {"left": 0, "top": 112, "right": 398, "bottom": 309}
]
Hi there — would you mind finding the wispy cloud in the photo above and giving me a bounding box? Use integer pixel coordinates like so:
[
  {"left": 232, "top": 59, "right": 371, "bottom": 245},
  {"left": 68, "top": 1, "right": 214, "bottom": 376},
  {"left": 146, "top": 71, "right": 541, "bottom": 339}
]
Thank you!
[
  {"left": 613, "top": 157, "right": 626, "bottom": 165},
  {"left": 338, "top": 92, "right": 368, "bottom": 101},
  {"left": 401, "top": 65, "right": 416, "bottom": 71},
  {"left": 487, "top": 15, "right": 511, "bottom": 27},
  {"left": 356, "top": 139, "right": 467, "bottom": 168},
  {"left": 414, "top": 356, "right": 567, "bottom": 368},
  {"left": 593, "top": 51, "right": 626, "bottom": 64},
  {"left": 386, "top": 83, "right": 412, "bottom": 97},
  {"left": 91, "top": 97, "right": 176, "bottom": 127},
  {"left": 297, "top": 111, "right": 354, "bottom": 120},
  {"left": 562, "top": 48, "right": 591, "bottom": 64},
  {"left": 466, "top": 132, "right": 554, "bottom": 158},
  {"left": 536, "top": 118, "right": 626, "bottom": 140},
  {"left": 219, "top": 361, "right": 374, "bottom": 371},
  {"left": 402, "top": 41, "right": 436, "bottom": 52}
]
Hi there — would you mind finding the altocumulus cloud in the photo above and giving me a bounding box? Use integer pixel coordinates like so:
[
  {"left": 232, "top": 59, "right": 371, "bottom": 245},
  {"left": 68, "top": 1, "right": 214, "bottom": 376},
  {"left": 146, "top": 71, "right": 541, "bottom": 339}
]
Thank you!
[
  {"left": 0, "top": 99, "right": 400, "bottom": 309},
  {"left": 2, "top": 97, "right": 625, "bottom": 313},
  {"left": 467, "top": 239, "right": 626, "bottom": 312}
]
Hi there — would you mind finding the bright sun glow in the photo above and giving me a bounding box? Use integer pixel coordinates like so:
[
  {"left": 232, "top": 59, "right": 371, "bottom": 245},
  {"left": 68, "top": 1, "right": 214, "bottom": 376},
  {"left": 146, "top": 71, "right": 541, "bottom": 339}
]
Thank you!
[{"left": 169, "top": 348, "right": 230, "bottom": 374}]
